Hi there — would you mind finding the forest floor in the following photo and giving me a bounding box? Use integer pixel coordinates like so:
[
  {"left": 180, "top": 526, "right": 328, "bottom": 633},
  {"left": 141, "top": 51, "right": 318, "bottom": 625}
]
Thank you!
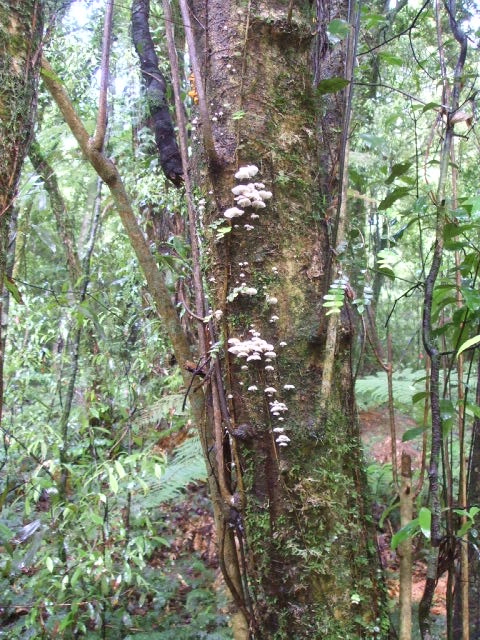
[
  {"left": 153, "top": 407, "right": 448, "bottom": 637},
  {"left": 359, "top": 407, "right": 447, "bottom": 638},
  {"left": 139, "top": 407, "right": 448, "bottom": 637}
]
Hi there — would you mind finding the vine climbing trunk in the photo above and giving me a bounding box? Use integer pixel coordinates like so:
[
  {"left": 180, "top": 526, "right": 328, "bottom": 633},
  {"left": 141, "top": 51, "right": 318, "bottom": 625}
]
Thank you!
[{"left": 178, "top": 0, "right": 387, "bottom": 637}]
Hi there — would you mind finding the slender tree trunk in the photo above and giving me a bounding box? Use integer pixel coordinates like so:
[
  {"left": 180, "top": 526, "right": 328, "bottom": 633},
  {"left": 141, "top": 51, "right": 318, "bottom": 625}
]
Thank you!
[
  {"left": 183, "top": 1, "right": 386, "bottom": 636},
  {"left": 465, "top": 361, "right": 480, "bottom": 638},
  {"left": 399, "top": 453, "right": 413, "bottom": 640}
]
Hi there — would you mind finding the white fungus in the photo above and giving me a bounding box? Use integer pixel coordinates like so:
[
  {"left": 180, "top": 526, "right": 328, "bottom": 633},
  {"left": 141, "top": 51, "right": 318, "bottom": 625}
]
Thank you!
[
  {"left": 258, "top": 190, "right": 273, "bottom": 200},
  {"left": 224, "top": 207, "right": 244, "bottom": 219},
  {"left": 235, "top": 165, "right": 259, "bottom": 180}
]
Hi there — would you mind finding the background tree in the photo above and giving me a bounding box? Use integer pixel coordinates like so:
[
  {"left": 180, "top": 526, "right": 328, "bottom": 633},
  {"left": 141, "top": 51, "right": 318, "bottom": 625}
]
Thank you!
[{"left": 0, "top": 1, "right": 44, "bottom": 423}]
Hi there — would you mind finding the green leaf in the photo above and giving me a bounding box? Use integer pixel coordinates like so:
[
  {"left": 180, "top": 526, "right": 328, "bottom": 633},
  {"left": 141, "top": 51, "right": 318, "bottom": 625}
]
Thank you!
[
  {"left": 462, "top": 288, "right": 480, "bottom": 312},
  {"left": 327, "top": 19, "right": 350, "bottom": 42},
  {"left": 422, "top": 102, "right": 442, "bottom": 113},
  {"left": 108, "top": 470, "right": 119, "bottom": 494},
  {"left": 4, "top": 275, "right": 24, "bottom": 304},
  {"left": 71, "top": 566, "right": 83, "bottom": 587},
  {"left": 359, "top": 133, "right": 386, "bottom": 151},
  {"left": 440, "top": 398, "right": 455, "bottom": 420},
  {"left": 412, "top": 391, "right": 428, "bottom": 404},
  {"left": 391, "top": 518, "right": 419, "bottom": 550},
  {"left": 316, "top": 77, "right": 349, "bottom": 95},
  {"left": 418, "top": 507, "right": 431, "bottom": 538},
  {"left": 361, "top": 9, "right": 387, "bottom": 30},
  {"left": 0, "top": 522, "right": 13, "bottom": 541},
  {"left": 378, "top": 266, "right": 395, "bottom": 280},
  {"left": 385, "top": 162, "right": 412, "bottom": 185},
  {"left": 466, "top": 402, "right": 480, "bottom": 419},
  {"left": 378, "top": 52, "right": 404, "bottom": 67},
  {"left": 378, "top": 187, "right": 411, "bottom": 210},
  {"left": 457, "top": 520, "right": 473, "bottom": 537},
  {"left": 46, "top": 556, "right": 54, "bottom": 573},
  {"left": 402, "top": 426, "right": 427, "bottom": 442},
  {"left": 114, "top": 460, "right": 126, "bottom": 479},
  {"left": 457, "top": 334, "right": 480, "bottom": 357},
  {"left": 440, "top": 398, "right": 456, "bottom": 437},
  {"left": 232, "top": 110, "right": 246, "bottom": 120}
]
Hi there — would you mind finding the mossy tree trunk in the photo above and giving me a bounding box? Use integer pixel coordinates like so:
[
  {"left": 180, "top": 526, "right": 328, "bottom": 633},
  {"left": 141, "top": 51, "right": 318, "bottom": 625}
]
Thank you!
[
  {"left": 183, "top": 0, "right": 387, "bottom": 637},
  {"left": 0, "top": 0, "right": 44, "bottom": 424}
]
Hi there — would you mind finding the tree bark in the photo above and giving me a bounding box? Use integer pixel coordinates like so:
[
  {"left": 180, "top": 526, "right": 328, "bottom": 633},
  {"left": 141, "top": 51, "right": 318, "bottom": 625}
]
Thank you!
[
  {"left": 0, "top": 0, "right": 44, "bottom": 427},
  {"left": 464, "top": 361, "right": 480, "bottom": 639},
  {"left": 183, "top": 0, "right": 386, "bottom": 636},
  {"left": 131, "top": 0, "right": 183, "bottom": 186}
]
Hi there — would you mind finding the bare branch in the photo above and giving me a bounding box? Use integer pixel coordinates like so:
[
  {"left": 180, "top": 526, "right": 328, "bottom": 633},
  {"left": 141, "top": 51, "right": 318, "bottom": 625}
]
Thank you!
[
  {"left": 40, "top": 55, "right": 195, "bottom": 377},
  {"left": 92, "top": 0, "right": 114, "bottom": 151}
]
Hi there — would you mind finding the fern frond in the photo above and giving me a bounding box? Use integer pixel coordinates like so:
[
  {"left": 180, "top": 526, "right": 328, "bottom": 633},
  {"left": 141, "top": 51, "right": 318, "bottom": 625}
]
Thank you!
[
  {"left": 134, "top": 394, "right": 186, "bottom": 429},
  {"left": 140, "top": 436, "right": 206, "bottom": 508},
  {"left": 355, "top": 368, "right": 424, "bottom": 410}
]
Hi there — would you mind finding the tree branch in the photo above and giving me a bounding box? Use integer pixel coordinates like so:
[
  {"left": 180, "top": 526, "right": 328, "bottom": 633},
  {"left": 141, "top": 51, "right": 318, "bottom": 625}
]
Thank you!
[
  {"left": 92, "top": 0, "right": 114, "bottom": 151},
  {"left": 40, "top": 55, "right": 195, "bottom": 378},
  {"left": 358, "top": 0, "right": 430, "bottom": 57}
]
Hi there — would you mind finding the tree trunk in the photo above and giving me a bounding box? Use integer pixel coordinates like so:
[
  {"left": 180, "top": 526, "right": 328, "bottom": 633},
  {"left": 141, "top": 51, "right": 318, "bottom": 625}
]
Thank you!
[
  {"left": 463, "top": 362, "right": 480, "bottom": 639},
  {"left": 183, "top": 0, "right": 387, "bottom": 636},
  {"left": 131, "top": 0, "right": 184, "bottom": 186},
  {"left": 0, "top": 0, "right": 44, "bottom": 425}
]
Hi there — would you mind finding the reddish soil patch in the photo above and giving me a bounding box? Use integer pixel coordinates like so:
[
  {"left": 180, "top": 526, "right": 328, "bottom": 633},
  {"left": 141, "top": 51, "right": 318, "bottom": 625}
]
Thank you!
[{"left": 359, "top": 408, "right": 422, "bottom": 469}]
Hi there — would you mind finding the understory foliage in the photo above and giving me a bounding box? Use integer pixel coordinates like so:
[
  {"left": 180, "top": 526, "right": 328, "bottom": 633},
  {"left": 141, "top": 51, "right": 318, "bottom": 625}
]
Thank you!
[{"left": 1, "top": 0, "right": 480, "bottom": 639}]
